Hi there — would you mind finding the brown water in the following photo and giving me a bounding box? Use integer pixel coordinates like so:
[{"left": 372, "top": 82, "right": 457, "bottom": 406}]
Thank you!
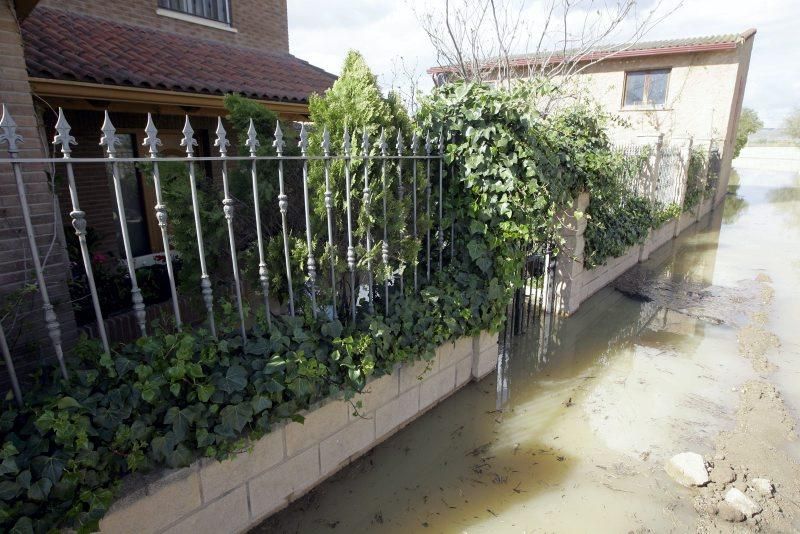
[{"left": 253, "top": 165, "right": 800, "bottom": 533}]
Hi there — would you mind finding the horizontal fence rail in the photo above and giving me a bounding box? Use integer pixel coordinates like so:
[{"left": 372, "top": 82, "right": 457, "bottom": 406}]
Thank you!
[{"left": 0, "top": 105, "right": 462, "bottom": 405}]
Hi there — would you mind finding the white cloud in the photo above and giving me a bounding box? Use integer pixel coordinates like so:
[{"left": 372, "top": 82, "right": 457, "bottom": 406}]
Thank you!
[{"left": 288, "top": 0, "right": 799, "bottom": 127}]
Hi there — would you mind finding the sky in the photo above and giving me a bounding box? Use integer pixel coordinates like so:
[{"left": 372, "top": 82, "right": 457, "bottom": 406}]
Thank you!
[{"left": 288, "top": 0, "right": 800, "bottom": 128}]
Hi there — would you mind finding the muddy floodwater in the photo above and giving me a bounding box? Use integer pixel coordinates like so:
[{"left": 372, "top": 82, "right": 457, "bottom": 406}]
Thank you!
[{"left": 253, "top": 163, "right": 800, "bottom": 533}]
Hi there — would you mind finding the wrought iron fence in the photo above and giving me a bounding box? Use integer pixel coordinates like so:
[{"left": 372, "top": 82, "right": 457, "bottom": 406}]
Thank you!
[{"left": 0, "top": 104, "right": 457, "bottom": 405}]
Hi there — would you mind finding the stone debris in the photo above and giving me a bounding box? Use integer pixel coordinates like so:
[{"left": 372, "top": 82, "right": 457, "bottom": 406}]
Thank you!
[
  {"left": 750, "top": 477, "right": 774, "bottom": 497},
  {"left": 717, "top": 501, "right": 746, "bottom": 523},
  {"left": 665, "top": 452, "right": 710, "bottom": 487},
  {"left": 723, "top": 487, "right": 762, "bottom": 517},
  {"left": 708, "top": 464, "right": 735, "bottom": 485}
]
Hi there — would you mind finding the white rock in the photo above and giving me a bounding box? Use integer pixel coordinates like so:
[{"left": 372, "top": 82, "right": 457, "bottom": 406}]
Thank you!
[
  {"left": 750, "top": 478, "right": 774, "bottom": 497},
  {"left": 724, "top": 487, "right": 763, "bottom": 517},
  {"left": 665, "top": 452, "right": 710, "bottom": 487}
]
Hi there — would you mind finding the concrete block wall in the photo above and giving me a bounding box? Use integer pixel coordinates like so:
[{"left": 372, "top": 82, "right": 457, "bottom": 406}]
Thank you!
[{"left": 99, "top": 333, "right": 499, "bottom": 534}]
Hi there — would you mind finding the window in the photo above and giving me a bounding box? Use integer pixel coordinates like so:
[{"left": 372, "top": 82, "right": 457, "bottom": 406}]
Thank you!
[
  {"left": 623, "top": 69, "right": 670, "bottom": 107},
  {"left": 158, "top": 0, "right": 231, "bottom": 25}
]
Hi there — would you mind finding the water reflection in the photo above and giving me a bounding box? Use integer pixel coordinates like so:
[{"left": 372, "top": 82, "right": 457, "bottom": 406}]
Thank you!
[{"left": 254, "top": 186, "right": 764, "bottom": 534}]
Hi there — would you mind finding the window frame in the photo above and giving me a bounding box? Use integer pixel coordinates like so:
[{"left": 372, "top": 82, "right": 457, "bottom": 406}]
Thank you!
[
  {"left": 156, "top": 0, "right": 233, "bottom": 27},
  {"left": 621, "top": 69, "right": 671, "bottom": 109}
]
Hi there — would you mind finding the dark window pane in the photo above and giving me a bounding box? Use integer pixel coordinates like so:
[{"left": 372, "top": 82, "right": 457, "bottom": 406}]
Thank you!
[
  {"left": 107, "top": 134, "right": 150, "bottom": 258},
  {"left": 646, "top": 70, "right": 669, "bottom": 105},
  {"left": 624, "top": 72, "right": 646, "bottom": 106},
  {"left": 158, "top": 0, "right": 230, "bottom": 24}
]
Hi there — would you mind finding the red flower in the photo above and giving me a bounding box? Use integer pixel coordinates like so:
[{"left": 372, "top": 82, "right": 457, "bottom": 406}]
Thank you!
[
  {"left": 153, "top": 254, "right": 166, "bottom": 263},
  {"left": 92, "top": 252, "right": 109, "bottom": 264}
]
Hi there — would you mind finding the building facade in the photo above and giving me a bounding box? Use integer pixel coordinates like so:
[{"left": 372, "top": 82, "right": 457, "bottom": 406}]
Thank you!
[{"left": 0, "top": 0, "right": 335, "bottom": 374}]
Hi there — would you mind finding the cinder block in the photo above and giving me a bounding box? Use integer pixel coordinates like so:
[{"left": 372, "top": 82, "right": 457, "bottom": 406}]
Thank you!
[
  {"left": 248, "top": 446, "right": 320, "bottom": 520},
  {"left": 375, "top": 387, "right": 420, "bottom": 439},
  {"left": 165, "top": 485, "right": 249, "bottom": 534},
  {"left": 100, "top": 467, "right": 202, "bottom": 534},
  {"left": 399, "top": 358, "right": 437, "bottom": 392},
  {"left": 474, "top": 331, "right": 499, "bottom": 354},
  {"left": 471, "top": 345, "right": 498, "bottom": 380},
  {"left": 420, "top": 363, "right": 456, "bottom": 410},
  {"left": 455, "top": 355, "right": 473, "bottom": 387},
  {"left": 199, "top": 427, "right": 284, "bottom": 502},
  {"left": 320, "top": 416, "right": 375, "bottom": 475},
  {"left": 284, "top": 399, "right": 348, "bottom": 457},
  {"left": 436, "top": 336, "right": 472, "bottom": 370},
  {"left": 348, "top": 372, "right": 399, "bottom": 421}
]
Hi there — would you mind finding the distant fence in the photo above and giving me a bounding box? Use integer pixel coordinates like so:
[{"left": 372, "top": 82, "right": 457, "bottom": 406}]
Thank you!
[{"left": 0, "top": 104, "right": 464, "bottom": 405}]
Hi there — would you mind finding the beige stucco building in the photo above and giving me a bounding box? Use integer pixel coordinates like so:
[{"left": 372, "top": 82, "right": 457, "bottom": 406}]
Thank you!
[{"left": 430, "top": 30, "right": 757, "bottom": 205}]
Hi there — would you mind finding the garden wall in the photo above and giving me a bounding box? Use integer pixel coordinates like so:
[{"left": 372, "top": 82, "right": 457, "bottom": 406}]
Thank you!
[
  {"left": 98, "top": 331, "right": 499, "bottom": 534},
  {"left": 558, "top": 192, "right": 718, "bottom": 313}
]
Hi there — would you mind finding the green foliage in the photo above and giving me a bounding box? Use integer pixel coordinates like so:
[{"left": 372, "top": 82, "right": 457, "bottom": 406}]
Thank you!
[
  {"left": 734, "top": 107, "right": 763, "bottom": 158},
  {"left": 682, "top": 147, "right": 708, "bottom": 212},
  {"left": 783, "top": 108, "right": 800, "bottom": 140}
]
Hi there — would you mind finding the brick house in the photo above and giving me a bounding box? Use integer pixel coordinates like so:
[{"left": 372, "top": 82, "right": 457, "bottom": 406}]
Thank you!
[{"left": 0, "top": 0, "right": 335, "bottom": 377}]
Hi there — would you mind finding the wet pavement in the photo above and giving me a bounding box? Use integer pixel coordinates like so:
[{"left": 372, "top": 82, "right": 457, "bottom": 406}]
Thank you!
[{"left": 252, "top": 164, "right": 800, "bottom": 533}]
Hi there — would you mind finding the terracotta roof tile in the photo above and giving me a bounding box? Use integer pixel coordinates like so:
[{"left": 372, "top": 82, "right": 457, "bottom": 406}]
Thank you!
[{"left": 21, "top": 7, "right": 337, "bottom": 103}]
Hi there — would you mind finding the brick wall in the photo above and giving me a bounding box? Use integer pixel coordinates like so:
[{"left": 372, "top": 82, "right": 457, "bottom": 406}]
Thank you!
[
  {"left": 36, "top": 0, "right": 288, "bottom": 52},
  {"left": 0, "top": 0, "right": 77, "bottom": 384}
]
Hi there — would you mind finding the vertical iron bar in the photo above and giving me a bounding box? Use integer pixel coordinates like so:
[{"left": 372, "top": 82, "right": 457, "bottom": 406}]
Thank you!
[
  {"left": 437, "top": 131, "right": 444, "bottom": 271},
  {"left": 102, "top": 111, "right": 147, "bottom": 339},
  {"left": 299, "top": 124, "right": 318, "bottom": 315},
  {"left": 54, "top": 108, "right": 110, "bottom": 353},
  {"left": 343, "top": 127, "right": 356, "bottom": 321},
  {"left": 246, "top": 120, "right": 271, "bottom": 328},
  {"left": 322, "top": 127, "right": 336, "bottom": 314},
  {"left": 379, "top": 129, "right": 389, "bottom": 316},
  {"left": 362, "top": 129, "right": 374, "bottom": 314},
  {"left": 215, "top": 118, "right": 246, "bottom": 338},
  {"left": 424, "top": 132, "right": 432, "bottom": 282},
  {"left": 396, "top": 131, "right": 405, "bottom": 296},
  {"left": 143, "top": 114, "right": 181, "bottom": 329},
  {"left": 0, "top": 322, "right": 22, "bottom": 406},
  {"left": 411, "top": 132, "right": 419, "bottom": 293},
  {"left": 181, "top": 117, "right": 216, "bottom": 336},
  {"left": 273, "top": 121, "right": 295, "bottom": 316}
]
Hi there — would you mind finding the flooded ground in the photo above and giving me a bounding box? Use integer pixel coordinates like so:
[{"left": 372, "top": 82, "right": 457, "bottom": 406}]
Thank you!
[{"left": 253, "top": 164, "right": 800, "bottom": 533}]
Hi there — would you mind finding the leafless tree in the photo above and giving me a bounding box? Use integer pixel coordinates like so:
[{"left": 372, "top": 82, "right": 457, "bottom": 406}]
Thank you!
[{"left": 417, "top": 0, "right": 682, "bottom": 89}]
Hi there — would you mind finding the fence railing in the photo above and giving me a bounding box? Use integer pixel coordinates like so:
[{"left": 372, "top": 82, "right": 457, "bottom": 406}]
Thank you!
[
  {"left": 0, "top": 104, "right": 460, "bottom": 405},
  {"left": 613, "top": 136, "right": 719, "bottom": 210}
]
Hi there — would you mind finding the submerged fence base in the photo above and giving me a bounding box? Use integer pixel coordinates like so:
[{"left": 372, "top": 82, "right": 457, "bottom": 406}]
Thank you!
[{"left": 98, "top": 332, "right": 498, "bottom": 534}]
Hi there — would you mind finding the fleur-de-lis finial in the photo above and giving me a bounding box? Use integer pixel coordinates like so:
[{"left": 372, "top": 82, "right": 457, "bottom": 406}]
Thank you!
[
  {"left": 53, "top": 108, "right": 76, "bottom": 156},
  {"left": 143, "top": 113, "right": 162, "bottom": 156},
  {"left": 100, "top": 111, "right": 120, "bottom": 156},
  {"left": 322, "top": 125, "right": 331, "bottom": 157},
  {"left": 342, "top": 125, "right": 351, "bottom": 156},
  {"left": 273, "top": 121, "right": 285, "bottom": 155},
  {"left": 214, "top": 117, "right": 230, "bottom": 156},
  {"left": 361, "top": 128, "right": 370, "bottom": 158},
  {"left": 180, "top": 116, "right": 198, "bottom": 156},
  {"left": 245, "top": 119, "right": 260, "bottom": 156},
  {"left": 298, "top": 123, "right": 308, "bottom": 156},
  {"left": 378, "top": 128, "right": 388, "bottom": 156},
  {"left": 0, "top": 104, "right": 22, "bottom": 153},
  {"left": 396, "top": 130, "right": 404, "bottom": 155},
  {"left": 424, "top": 131, "right": 432, "bottom": 155},
  {"left": 410, "top": 131, "right": 419, "bottom": 155}
]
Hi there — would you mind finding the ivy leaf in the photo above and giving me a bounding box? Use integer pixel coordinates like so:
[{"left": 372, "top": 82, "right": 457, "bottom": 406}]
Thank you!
[
  {"left": 31, "top": 456, "right": 65, "bottom": 483},
  {"left": 9, "top": 517, "right": 33, "bottom": 534},
  {"left": 0, "top": 457, "right": 19, "bottom": 476},
  {"left": 0, "top": 480, "right": 21, "bottom": 501},
  {"left": 215, "top": 365, "right": 248, "bottom": 394},
  {"left": 27, "top": 477, "right": 53, "bottom": 501},
  {"left": 55, "top": 396, "right": 81, "bottom": 410},
  {"left": 250, "top": 395, "right": 272, "bottom": 414},
  {"left": 219, "top": 403, "right": 253, "bottom": 434},
  {"left": 197, "top": 384, "right": 216, "bottom": 402}
]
